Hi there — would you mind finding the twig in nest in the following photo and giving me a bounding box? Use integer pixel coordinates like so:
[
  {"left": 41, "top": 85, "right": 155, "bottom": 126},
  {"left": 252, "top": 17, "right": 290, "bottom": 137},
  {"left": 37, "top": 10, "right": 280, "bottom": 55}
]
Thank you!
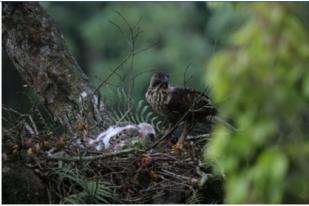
[
  {"left": 47, "top": 148, "right": 143, "bottom": 162},
  {"left": 93, "top": 54, "right": 131, "bottom": 95},
  {"left": 2, "top": 105, "right": 27, "bottom": 117},
  {"left": 158, "top": 169, "right": 199, "bottom": 184},
  {"left": 27, "top": 115, "right": 39, "bottom": 135},
  {"left": 116, "top": 106, "right": 133, "bottom": 123},
  {"left": 187, "top": 133, "right": 211, "bottom": 140},
  {"left": 196, "top": 166, "right": 214, "bottom": 187}
]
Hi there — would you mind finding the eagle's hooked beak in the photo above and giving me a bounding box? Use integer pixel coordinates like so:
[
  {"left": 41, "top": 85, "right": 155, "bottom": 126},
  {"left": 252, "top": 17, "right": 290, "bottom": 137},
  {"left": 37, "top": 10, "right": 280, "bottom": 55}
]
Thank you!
[
  {"left": 161, "top": 75, "right": 170, "bottom": 89},
  {"left": 148, "top": 133, "right": 155, "bottom": 142}
]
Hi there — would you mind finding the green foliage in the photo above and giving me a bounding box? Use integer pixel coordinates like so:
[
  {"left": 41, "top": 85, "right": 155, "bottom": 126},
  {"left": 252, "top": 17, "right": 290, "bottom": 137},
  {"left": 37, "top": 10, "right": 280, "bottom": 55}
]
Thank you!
[
  {"left": 108, "top": 88, "right": 163, "bottom": 131},
  {"left": 207, "top": 3, "right": 249, "bottom": 47},
  {"left": 82, "top": 2, "right": 212, "bottom": 103},
  {"left": 130, "top": 138, "right": 147, "bottom": 150},
  {"left": 205, "top": 3, "right": 309, "bottom": 203},
  {"left": 55, "top": 167, "right": 114, "bottom": 204},
  {"left": 41, "top": 2, "right": 246, "bottom": 106}
]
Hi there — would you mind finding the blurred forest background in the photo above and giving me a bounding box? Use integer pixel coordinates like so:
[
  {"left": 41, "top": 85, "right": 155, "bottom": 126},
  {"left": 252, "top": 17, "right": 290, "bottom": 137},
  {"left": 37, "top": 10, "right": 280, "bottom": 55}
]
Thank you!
[{"left": 2, "top": 2, "right": 309, "bottom": 203}]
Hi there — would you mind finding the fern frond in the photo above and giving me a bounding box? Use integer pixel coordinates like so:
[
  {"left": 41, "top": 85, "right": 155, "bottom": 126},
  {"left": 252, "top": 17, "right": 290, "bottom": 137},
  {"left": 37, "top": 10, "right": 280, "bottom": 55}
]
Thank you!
[
  {"left": 106, "top": 87, "right": 163, "bottom": 132},
  {"left": 56, "top": 168, "right": 113, "bottom": 204},
  {"left": 145, "top": 111, "right": 154, "bottom": 122},
  {"left": 140, "top": 105, "right": 149, "bottom": 122}
]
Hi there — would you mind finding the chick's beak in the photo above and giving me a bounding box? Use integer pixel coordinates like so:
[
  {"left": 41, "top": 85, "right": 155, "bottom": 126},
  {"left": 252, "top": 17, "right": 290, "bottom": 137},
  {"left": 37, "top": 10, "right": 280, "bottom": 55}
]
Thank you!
[{"left": 148, "top": 133, "right": 155, "bottom": 142}]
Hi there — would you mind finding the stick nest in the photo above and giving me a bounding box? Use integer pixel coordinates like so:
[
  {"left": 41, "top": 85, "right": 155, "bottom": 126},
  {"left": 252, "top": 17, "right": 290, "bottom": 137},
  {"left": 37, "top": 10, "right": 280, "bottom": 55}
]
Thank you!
[{"left": 2, "top": 106, "right": 224, "bottom": 204}]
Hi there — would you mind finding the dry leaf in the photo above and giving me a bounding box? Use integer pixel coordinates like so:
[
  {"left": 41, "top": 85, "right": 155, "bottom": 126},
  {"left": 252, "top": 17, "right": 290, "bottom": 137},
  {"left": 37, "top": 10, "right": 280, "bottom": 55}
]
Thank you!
[
  {"left": 27, "top": 148, "right": 34, "bottom": 156},
  {"left": 77, "top": 121, "right": 88, "bottom": 131},
  {"left": 57, "top": 134, "right": 65, "bottom": 147}
]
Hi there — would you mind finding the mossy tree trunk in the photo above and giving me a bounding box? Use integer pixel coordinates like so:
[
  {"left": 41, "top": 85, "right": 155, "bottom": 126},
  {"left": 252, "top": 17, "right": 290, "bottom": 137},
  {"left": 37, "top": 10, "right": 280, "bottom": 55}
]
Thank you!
[{"left": 2, "top": 2, "right": 108, "bottom": 132}]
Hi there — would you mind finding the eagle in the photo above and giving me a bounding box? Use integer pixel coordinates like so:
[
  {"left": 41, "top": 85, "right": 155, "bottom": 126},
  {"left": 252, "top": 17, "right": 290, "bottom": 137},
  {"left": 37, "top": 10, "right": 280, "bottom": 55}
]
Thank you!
[
  {"left": 88, "top": 122, "right": 156, "bottom": 152},
  {"left": 145, "top": 72, "right": 217, "bottom": 151}
]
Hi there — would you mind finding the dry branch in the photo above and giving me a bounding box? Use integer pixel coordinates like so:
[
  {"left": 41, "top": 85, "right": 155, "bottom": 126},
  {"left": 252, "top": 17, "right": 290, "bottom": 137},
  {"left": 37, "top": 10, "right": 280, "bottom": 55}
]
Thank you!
[{"left": 47, "top": 148, "right": 140, "bottom": 161}]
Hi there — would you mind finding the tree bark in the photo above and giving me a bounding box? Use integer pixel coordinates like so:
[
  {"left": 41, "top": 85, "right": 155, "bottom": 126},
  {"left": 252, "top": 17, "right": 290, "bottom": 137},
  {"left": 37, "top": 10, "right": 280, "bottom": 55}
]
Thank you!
[{"left": 2, "top": 2, "right": 108, "bottom": 132}]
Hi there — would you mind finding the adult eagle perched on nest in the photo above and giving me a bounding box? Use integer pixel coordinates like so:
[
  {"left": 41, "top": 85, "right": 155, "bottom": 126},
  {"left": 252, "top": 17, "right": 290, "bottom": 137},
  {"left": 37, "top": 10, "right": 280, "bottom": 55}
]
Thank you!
[{"left": 145, "top": 72, "right": 217, "bottom": 151}]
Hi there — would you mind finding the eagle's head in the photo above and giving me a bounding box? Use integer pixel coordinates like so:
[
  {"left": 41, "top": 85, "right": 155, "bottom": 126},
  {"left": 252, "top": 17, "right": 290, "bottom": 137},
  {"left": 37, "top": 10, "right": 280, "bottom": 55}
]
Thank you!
[{"left": 148, "top": 72, "right": 170, "bottom": 89}]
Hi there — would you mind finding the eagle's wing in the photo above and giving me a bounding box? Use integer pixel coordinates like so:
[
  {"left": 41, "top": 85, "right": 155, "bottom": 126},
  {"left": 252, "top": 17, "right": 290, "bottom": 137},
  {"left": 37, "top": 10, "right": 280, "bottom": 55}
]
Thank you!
[{"left": 167, "top": 87, "right": 217, "bottom": 118}]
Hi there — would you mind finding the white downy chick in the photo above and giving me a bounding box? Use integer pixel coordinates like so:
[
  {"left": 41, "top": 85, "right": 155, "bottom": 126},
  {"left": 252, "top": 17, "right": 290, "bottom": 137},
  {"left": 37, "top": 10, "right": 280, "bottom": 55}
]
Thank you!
[{"left": 88, "top": 122, "right": 156, "bottom": 152}]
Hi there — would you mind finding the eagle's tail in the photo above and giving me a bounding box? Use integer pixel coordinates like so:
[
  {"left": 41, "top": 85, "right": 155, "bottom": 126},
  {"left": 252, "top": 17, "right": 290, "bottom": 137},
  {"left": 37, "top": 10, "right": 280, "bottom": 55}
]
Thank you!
[{"left": 213, "top": 116, "right": 238, "bottom": 132}]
